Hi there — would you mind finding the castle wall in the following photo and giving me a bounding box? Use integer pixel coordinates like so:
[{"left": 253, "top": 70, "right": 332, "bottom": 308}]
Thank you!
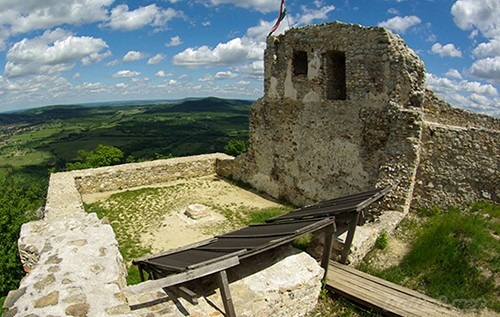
[
  {"left": 413, "top": 90, "right": 499, "bottom": 208},
  {"left": 228, "top": 22, "right": 426, "bottom": 212}
]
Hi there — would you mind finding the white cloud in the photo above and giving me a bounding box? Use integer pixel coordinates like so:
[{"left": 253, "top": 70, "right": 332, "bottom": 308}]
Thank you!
[
  {"left": 431, "top": 43, "right": 462, "bottom": 58},
  {"left": 73, "top": 72, "right": 81, "bottom": 79},
  {"left": 0, "top": 0, "right": 113, "bottom": 50},
  {"left": 295, "top": 5, "right": 335, "bottom": 25},
  {"left": 115, "top": 83, "right": 127, "bottom": 88},
  {"left": 470, "top": 56, "right": 500, "bottom": 83},
  {"left": 155, "top": 70, "right": 172, "bottom": 77},
  {"left": 234, "top": 61, "right": 264, "bottom": 80},
  {"left": 472, "top": 39, "right": 500, "bottom": 57},
  {"left": 102, "top": 4, "right": 180, "bottom": 31},
  {"left": 378, "top": 15, "right": 421, "bottom": 34},
  {"left": 445, "top": 69, "right": 463, "bottom": 80},
  {"left": 427, "top": 73, "right": 499, "bottom": 116},
  {"left": 106, "top": 59, "right": 120, "bottom": 67},
  {"left": 82, "top": 50, "right": 112, "bottom": 66},
  {"left": 206, "top": 0, "right": 277, "bottom": 13},
  {"left": 174, "top": 37, "right": 261, "bottom": 66},
  {"left": 123, "top": 51, "right": 147, "bottom": 62},
  {"left": 166, "top": 36, "right": 182, "bottom": 47},
  {"left": 215, "top": 71, "right": 238, "bottom": 79},
  {"left": 148, "top": 54, "right": 166, "bottom": 65},
  {"left": 4, "top": 28, "right": 109, "bottom": 78},
  {"left": 112, "top": 70, "right": 141, "bottom": 77},
  {"left": 451, "top": 0, "right": 499, "bottom": 39}
]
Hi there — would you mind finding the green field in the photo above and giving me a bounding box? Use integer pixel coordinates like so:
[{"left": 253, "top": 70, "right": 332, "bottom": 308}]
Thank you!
[{"left": 0, "top": 97, "right": 251, "bottom": 166}]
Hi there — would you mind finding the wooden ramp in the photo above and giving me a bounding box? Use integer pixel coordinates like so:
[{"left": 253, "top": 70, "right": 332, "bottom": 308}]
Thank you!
[{"left": 326, "top": 261, "right": 461, "bottom": 316}]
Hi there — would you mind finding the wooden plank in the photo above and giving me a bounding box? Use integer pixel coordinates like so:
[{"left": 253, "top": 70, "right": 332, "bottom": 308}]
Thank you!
[
  {"left": 340, "top": 212, "right": 359, "bottom": 264},
  {"left": 330, "top": 262, "right": 455, "bottom": 308},
  {"left": 124, "top": 256, "right": 240, "bottom": 296},
  {"left": 326, "top": 262, "right": 460, "bottom": 317},
  {"left": 320, "top": 223, "right": 336, "bottom": 279},
  {"left": 216, "top": 270, "right": 237, "bottom": 317},
  {"left": 328, "top": 268, "right": 453, "bottom": 316},
  {"left": 166, "top": 285, "right": 199, "bottom": 305},
  {"left": 329, "top": 265, "right": 450, "bottom": 314}
]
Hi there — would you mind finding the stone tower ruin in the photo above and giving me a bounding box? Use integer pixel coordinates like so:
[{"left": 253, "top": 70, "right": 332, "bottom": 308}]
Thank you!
[{"left": 225, "top": 21, "right": 499, "bottom": 213}]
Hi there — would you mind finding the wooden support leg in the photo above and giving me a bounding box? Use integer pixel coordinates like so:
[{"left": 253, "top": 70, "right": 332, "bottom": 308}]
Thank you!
[
  {"left": 216, "top": 270, "right": 236, "bottom": 317},
  {"left": 138, "top": 264, "right": 145, "bottom": 282},
  {"left": 340, "top": 211, "right": 360, "bottom": 264},
  {"left": 320, "top": 223, "right": 336, "bottom": 279}
]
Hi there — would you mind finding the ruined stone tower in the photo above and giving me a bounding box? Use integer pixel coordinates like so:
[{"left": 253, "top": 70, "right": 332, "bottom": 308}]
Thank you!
[{"left": 226, "top": 21, "right": 498, "bottom": 212}]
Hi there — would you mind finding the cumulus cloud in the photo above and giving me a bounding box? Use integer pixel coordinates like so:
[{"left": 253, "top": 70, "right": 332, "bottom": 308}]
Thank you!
[
  {"left": 451, "top": 0, "right": 500, "bottom": 84},
  {"left": 445, "top": 68, "right": 463, "bottom": 80},
  {"left": 206, "top": 0, "right": 278, "bottom": 13},
  {"left": 173, "top": 37, "right": 262, "bottom": 66},
  {"left": 378, "top": 15, "right": 421, "bottom": 34},
  {"left": 112, "top": 70, "right": 141, "bottom": 77},
  {"left": 0, "top": 0, "right": 113, "bottom": 50},
  {"left": 215, "top": 71, "right": 238, "bottom": 79},
  {"left": 173, "top": 3, "right": 334, "bottom": 69},
  {"left": 295, "top": 5, "right": 335, "bottom": 25},
  {"left": 166, "top": 36, "right": 183, "bottom": 47},
  {"left": 426, "top": 73, "right": 499, "bottom": 116},
  {"left": 102, "top": 4, "right": 180, "bottom": 31},
  {"left": 147, "top": 54, "right": 166, "bottom": 65},
  {"left": 451, "top": 0, "right": 499, "bottom": 39},
  {"left": 472, "top": 39, "right": 500, "bottom": 58},
  {"left": 470, "top": 56, "right": 500, "bottom": 83},
  {"left": 123, "top": 51, "right": 147, "bottom": 62},
  {"left": 115, "top": 83, "right": 127, "bottom": 88},
  {"left": 431, "top": 43, "right": 462, "bottom": 57},
  {"left": 155, "top": 70, "right": 172, "bottom": 77},
  {"left": 4, "top": 28, "right": 109, "bottom": 78}
]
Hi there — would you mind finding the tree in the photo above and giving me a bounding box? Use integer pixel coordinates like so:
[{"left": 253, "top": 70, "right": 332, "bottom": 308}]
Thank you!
[
  {"left": 0, "top": 172, "right": 43, "bottom": 299},
  {"left": 65, "top": 145, "right": 124, "bottom": 170},
  {"left": 224, "top": 139, "right": 249, "bottom": 157}
]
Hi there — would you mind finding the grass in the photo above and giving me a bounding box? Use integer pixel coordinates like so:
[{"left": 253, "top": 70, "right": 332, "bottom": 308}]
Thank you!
[{"left": 360, "top": 201, "right": 499, "bottom": 312}]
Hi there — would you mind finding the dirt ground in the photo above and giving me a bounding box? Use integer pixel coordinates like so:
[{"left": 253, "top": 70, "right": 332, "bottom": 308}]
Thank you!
[{"left": 82, "top": 175, "right": 285, "bottom": 254}]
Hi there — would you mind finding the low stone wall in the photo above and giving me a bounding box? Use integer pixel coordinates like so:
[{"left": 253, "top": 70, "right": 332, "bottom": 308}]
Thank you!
[{"left": 72, "top": 153, "right": 233, "bottom": 194}]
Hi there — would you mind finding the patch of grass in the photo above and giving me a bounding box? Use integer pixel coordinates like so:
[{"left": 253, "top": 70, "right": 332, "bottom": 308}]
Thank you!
[
  {"left": 374, "top": 229, "right": 388, "bottom": 250},
  {"left": 292, "top": 233, "right": 313, "bottom": 251},
  {"left": 367, "top": 202, "right": 499, "bottom": 312},
  {"left": 247, "top": 206, "right": 291, "bottom": 224},
  {"left": 307, "top": 291, "right": 382, "bottom": 317}
]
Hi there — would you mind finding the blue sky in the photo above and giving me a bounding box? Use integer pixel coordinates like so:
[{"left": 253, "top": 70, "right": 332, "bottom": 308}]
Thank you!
[{"left": 0, "top": 0, "right": 498, "bottom": 116}]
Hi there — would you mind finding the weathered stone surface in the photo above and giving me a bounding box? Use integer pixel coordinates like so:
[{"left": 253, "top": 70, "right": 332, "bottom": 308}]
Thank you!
[
  {"left": 65, "top": 303, "right": 89, "bottom": 317},
  {"left": 34, "top": 291, "right": 59, "bottom": 308}
]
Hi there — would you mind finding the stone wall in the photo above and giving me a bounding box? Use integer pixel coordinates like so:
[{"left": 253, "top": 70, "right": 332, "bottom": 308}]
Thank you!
[{"left": 413, "top": 90, "right": 499, "bottom": 208}]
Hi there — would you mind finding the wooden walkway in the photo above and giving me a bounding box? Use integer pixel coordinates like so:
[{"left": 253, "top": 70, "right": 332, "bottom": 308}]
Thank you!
[{"left": 326, "top": 261, "right": 460, "bottom": 316}]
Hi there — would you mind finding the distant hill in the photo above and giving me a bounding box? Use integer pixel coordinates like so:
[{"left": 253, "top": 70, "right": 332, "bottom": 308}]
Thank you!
[
  {"left": 143, "top": 97, "right": 253, "bottom": 114},
  {"left": 0, "top": 97, "right": 254, "bottom": 126}
]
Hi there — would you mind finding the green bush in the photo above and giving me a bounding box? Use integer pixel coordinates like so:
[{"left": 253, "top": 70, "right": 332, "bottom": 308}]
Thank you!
[
  {"left": 224, "top": 139, "right": 248, "bottom": 156},
  {"left": 65, "top": 144, "right": 124, "bottom": 170}
]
